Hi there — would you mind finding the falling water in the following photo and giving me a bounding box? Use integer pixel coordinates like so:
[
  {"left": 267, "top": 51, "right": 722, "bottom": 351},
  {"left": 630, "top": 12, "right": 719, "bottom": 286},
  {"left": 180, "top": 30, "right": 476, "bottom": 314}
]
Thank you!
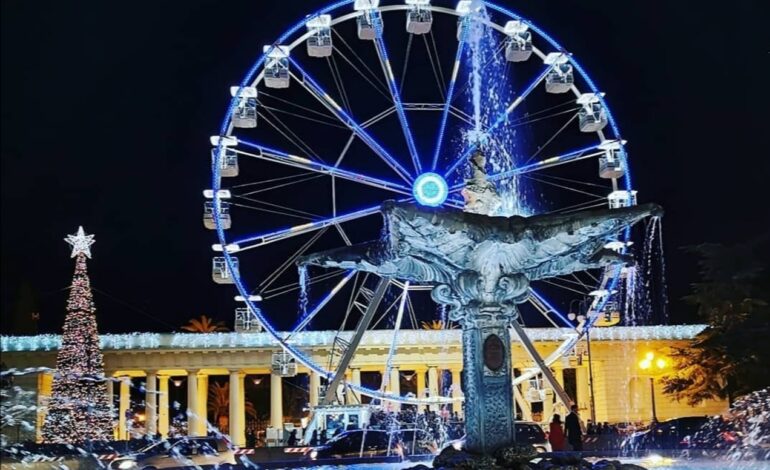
[
  {"left": 462, "top": 1, "right": 532, "bottom": 217},
  {"left": 655, "top": 217, "right": 669, "bottom": 324},
  {"left": 298, "top": 265, "right": 309, "bottom": 317},
  {"left": 467, "top": 5, "right": 485, "bottom": 139}
]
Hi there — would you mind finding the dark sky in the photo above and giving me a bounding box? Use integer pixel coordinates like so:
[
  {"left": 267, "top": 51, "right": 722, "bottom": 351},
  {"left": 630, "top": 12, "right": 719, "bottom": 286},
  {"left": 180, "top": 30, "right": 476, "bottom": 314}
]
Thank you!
[{"left": 2, "top": 1, "right": 768, "bottom": 335}]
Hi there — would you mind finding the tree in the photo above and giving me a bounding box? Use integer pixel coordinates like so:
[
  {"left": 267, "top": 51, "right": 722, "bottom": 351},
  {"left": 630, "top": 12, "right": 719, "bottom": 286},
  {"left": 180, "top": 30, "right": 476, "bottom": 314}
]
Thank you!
[
  {"left": 42, "top": 227, "right": 112, "bottom": 443},
  {"left": 420, "top": 319, "right": 457, "bottom": 330},
  {"left": 661, "top": 237, "right": 770, "bottom": 405},
  {"left": 181, "top": 315, "right": 229, "bottom": 333},
  {"left": 207, "top": 381, "right": 257, "bottom": 433}
]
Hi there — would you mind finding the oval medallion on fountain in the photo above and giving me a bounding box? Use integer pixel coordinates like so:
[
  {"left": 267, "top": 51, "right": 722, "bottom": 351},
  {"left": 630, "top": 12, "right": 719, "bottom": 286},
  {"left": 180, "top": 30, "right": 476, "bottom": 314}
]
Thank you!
[{"left": 484, "top": 334, "right": 505, "bottom": 371}]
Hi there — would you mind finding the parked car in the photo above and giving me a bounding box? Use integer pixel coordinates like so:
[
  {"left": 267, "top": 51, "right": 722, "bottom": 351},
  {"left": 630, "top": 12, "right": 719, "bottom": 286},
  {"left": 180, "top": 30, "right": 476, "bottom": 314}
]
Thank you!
[
  {"left": 516, "top": 422, "right": 551, "bottom": 453},
  {"left": 622, "top": 417, "right": 710, "bottom": 452},
  {"left": 309, "top": 429, "right": 399, "bottom": 460},
  {"left": 109, "top": 437, "right": 235, "bottom": 469},
  {"left": 398, "top": 429, "right": 440, "bottom": 456}
]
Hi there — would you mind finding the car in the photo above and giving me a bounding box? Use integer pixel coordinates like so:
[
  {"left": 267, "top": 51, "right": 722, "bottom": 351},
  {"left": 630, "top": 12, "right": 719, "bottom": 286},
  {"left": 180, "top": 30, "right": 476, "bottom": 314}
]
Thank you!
[
  {"left": 622, "top": 417, "right": 710, "bottom": 452},
  {"left": 109, "top": 437, "right": 236, "bottom": 469},
  {"left": 516, "top": 422, "right": 551, "bottom": 453},
  {"left": 309, "top": 429, "right": 400, "bottom": 460},
  {"left": 398, "top": 429, "right": 440, "bottom": 456}
]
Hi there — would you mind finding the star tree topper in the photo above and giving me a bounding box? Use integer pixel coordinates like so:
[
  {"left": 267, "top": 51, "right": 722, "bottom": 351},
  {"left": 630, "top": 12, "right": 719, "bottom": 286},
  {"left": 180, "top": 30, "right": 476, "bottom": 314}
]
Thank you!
[{"left": 65, "top": 226, "right": 95, "bottom": 258}]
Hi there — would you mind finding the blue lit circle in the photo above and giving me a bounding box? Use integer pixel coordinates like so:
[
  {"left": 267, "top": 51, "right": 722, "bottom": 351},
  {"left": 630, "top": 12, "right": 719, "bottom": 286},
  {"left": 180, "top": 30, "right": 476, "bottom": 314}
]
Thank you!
[{"left": 413, "top": 172, "right": 448, "bottom": 207}]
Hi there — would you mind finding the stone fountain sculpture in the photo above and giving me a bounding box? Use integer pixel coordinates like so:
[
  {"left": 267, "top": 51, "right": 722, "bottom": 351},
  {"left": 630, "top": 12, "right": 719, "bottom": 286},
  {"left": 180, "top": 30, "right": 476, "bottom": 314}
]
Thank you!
[{"left": 299, "top": 152, "right": 661, "bottom": 457}]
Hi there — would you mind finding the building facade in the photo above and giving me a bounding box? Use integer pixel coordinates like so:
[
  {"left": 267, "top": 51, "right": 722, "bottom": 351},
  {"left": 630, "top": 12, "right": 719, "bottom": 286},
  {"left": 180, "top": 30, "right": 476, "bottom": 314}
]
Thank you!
[{"left": 0, "top": 326, "right": 727, "bottom": 447}]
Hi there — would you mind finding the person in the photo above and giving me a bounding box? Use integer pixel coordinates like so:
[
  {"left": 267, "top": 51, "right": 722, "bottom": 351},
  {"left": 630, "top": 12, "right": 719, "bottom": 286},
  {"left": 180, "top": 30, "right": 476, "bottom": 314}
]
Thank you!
[
  {"left": 309, "top": 429, "right": 318, "bottom": 446},
  {"left": 565, "top": 404, "right": 583, "bottom": 451},
  {"left": 548, "top": 414, "right": 566, "bottom": 451}
]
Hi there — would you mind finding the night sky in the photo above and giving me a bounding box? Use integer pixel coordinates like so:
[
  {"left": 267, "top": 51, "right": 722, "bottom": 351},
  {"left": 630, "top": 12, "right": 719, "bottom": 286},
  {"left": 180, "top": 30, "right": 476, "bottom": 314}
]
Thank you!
[{"left": 1, "top": 1, "right": 767, "bottom": 335}]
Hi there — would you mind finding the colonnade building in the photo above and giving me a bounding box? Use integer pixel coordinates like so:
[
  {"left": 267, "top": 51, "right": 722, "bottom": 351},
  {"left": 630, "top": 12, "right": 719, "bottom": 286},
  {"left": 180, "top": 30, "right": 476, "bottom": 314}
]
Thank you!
[{"left": 1, "top": 326, "right": 728, "bottom": 447}]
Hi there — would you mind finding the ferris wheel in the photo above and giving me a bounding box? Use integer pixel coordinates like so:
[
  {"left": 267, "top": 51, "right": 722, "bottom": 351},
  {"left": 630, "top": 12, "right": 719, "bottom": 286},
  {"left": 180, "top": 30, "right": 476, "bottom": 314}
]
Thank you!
[{"left": 206, "top": 0, "right": 639, "bottom": 408}]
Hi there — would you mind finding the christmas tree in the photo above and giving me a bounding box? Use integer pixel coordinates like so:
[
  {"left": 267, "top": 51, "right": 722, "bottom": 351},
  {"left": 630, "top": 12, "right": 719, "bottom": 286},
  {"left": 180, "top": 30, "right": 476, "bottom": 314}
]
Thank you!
[{"left": 42, "top": 227, "right": 113, "bottom": 443}]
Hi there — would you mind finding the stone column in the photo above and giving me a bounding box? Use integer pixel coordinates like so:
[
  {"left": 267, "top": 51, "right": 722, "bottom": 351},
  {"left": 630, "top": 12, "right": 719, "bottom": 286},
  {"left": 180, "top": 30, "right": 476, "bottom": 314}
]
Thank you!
[
  {"left": 350, "top": 368, "right": 362, "bottom": 404},
  {"left": 460, "top": 323, "right": 515, "bottom": 454},
  {"left": 416, "top": 368, "right": 427, "bottom": 412},
  {"left": 36, "top": 372, "right": 53, "bottom": 443},
  {"left": 543, "top": 388, "right": 555, "bottom": 424},
  {"left": 196, "top": 374, "right": 209, "bottom": 436},
  {"left": 309, "top": 371, "right": 320, "bottom": 407},
  {"left": 229, "top": 371, "right": 246, "bottom": 447},
  {"left": 388, "top": 367, "right": 400, "bottom": 411},
  {"left": 270, "top": 373, "right": 283, "bottom": 430},
  {"left": 158, "top": 375, "right": 169, "bottom": 438},
  {"left": 428, "top": 366, "right": 440, "bottom": 412},
  {"left": 451, "top": 367, "right": 463, "bottom": 418},
  {"left": 576, "top": 367, "right": 589, "bottom": 417},
  {"left": 118, "top": 377, "right": 130, "bottom": 440},
  {"left": 187, "top": 371, "right": 200, "bottom": 437},
  {"left": 145, "top": 372, "right": 157, "bottom": 436}
]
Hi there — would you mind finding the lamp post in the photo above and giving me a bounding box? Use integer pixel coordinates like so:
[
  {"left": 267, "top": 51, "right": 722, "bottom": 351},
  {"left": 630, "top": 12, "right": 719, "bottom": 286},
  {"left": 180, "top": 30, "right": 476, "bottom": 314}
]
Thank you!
[
  {"left": 637, "top": 352, "right": 668, "bottom": 423},
  {"left": 569, "top": 298, "right": 596, "bottom": 425}
]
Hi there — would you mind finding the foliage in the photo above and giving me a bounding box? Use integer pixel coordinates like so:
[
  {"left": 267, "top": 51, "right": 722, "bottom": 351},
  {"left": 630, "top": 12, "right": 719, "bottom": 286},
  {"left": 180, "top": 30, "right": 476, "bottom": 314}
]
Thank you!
[
  {"left": 661, "top": 237, "right": 770, "bottom": 405},
  {"left": 41, "top": 253, "right": 112, "bottom": 443},
  {"left": 181, "top": 315, "right": 229, "bottom": 333},
  {"left": 207, "top": 381, "right": 257, "bottom": 432},
  {"left": 420, "top": 319, "right": 457, "bottom": 330}
]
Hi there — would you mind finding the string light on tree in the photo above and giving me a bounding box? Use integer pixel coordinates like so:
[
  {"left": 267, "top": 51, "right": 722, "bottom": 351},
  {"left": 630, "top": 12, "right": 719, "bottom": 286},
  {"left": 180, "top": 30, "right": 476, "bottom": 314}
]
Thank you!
[{"left": 42, "top": 226, "right": 112, "bottom": 443}]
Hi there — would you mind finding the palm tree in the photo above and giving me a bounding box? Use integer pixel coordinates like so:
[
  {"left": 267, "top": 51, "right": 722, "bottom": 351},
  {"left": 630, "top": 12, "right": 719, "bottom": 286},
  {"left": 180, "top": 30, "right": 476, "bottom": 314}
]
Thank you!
[
  {"left": 420, "top": 319, "right": 456, "bottom": 330},
  {"left": 181, "top": 315, "right": 229, "bottom": 333},
  {"left": 208, "top": 381, "right": 257, "bottom": 433}
]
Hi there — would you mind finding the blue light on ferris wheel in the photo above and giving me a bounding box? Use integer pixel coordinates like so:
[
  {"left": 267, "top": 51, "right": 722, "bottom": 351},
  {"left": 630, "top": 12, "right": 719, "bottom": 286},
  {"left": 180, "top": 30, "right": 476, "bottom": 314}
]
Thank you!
[{"left": 413, "top": 172, "right": 448, "bottom": 207}]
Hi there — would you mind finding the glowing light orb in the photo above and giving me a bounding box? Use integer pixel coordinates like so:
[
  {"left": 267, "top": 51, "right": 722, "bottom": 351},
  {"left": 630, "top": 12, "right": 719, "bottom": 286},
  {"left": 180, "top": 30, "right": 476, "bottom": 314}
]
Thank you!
[{"left": 413, "top": 172, "right": 448, "bottom": 207}]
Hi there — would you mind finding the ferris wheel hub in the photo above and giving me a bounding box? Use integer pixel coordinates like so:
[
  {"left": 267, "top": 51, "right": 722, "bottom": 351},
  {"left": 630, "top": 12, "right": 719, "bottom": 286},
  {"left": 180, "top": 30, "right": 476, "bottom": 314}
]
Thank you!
[{"left": 413, "top": 172, "right": 448, "bottom": 207}]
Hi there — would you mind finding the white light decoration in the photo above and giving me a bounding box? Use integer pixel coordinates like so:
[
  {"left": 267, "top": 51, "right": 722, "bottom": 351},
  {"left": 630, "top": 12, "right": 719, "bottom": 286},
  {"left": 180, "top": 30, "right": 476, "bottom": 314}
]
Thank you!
[
  {"left": 1, "top": 325, "right": 707, "bottom": 352},
  {"left": 64, "top": 226, "right": 95, "bottom": 259},
  {"left": 413, "top": 172, "right": 448, "bottom": 207}
]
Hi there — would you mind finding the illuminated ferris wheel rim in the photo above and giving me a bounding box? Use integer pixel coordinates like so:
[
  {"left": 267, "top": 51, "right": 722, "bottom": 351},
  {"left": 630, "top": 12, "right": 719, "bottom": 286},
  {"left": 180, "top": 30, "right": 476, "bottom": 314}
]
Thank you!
[{"left": 210, "top": 0, "right": 634, "bottom": 405}]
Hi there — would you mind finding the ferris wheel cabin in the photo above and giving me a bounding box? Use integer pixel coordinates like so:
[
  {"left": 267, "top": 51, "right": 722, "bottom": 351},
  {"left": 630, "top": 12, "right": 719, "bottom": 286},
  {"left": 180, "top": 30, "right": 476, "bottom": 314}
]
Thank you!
[
  {"left": 544, "top": 53, "right": 574, "bottom": 94},
  {"left": 263, "top": 46, "right": 291, "bottom": 89},
  {"left": 598, "top": 140, "right": 626, "bottom": 179},
  {"left": 577, "top": 93, "right": 608, "bottom": 133},
  {"left": 355, "top": 0, "right": 383, "bottom": 40},
  {"left": 504, "top": 21, "right": 533, "bottom": 62},
  {"left": 405, "top": 0, "right": 433, "bottom": 35},
  {"left": 203, "top": 201, "right": 231, "bottom": 230},
  {"left": 607, "top": 190, "right": 638, "bottom": 209},
  {"left": 212, "top": 256, "right": 239, "bottom": 284},
  {"left": 306, "top": 15, "right": 333, "bottom": 57},
  {"left": 230, "top": 86, "right": 257, "bottom": 129},
  {"left": 210, "top": 135, "right": 238, "bottom": 177}
]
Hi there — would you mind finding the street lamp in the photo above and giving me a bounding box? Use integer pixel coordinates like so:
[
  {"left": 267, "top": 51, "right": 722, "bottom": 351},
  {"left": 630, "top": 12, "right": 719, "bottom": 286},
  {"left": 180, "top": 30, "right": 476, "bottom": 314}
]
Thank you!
[{"left": 637, "top": 351, "right": 669, "bottom": 423}]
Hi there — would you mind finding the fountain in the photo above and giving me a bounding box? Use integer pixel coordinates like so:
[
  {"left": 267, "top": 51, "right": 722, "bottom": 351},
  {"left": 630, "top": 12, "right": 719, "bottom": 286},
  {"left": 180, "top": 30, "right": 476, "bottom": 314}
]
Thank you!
[{"left": 299, "top": 151, "right": 661, "bottom": 463}]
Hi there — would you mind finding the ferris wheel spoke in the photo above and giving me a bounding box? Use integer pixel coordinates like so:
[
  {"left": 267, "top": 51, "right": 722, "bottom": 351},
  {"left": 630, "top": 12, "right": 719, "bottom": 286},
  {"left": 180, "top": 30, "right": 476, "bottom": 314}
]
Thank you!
[
  {"left": 231, "top": 205, "right": 382, "bottom": 252},
  {"left": 448, "top": 143, "right": 606, "bottom": 192},
  {"left": 521, "top": 173, "right": 607, "bottom": 199},
  {"left": 443, "top": 65, "right": 555, "bottom": 178},
  {"left": 234, "top": 139, "right": 412, "bottom": 195},
  {"left": 285, "top": 270, "right": 357, "bottom": 341},
  {"left": 527, "top": 288, "right": 575, "bottom": 329},
  {"left": 371, "top": 16, "right": 422, "bottom": 174},
  {"left": 288, "top": 58, "right": 413, "bottom": 184},
  {"left": 431, "top": 21, "right": 468, "bottom": 172}
]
